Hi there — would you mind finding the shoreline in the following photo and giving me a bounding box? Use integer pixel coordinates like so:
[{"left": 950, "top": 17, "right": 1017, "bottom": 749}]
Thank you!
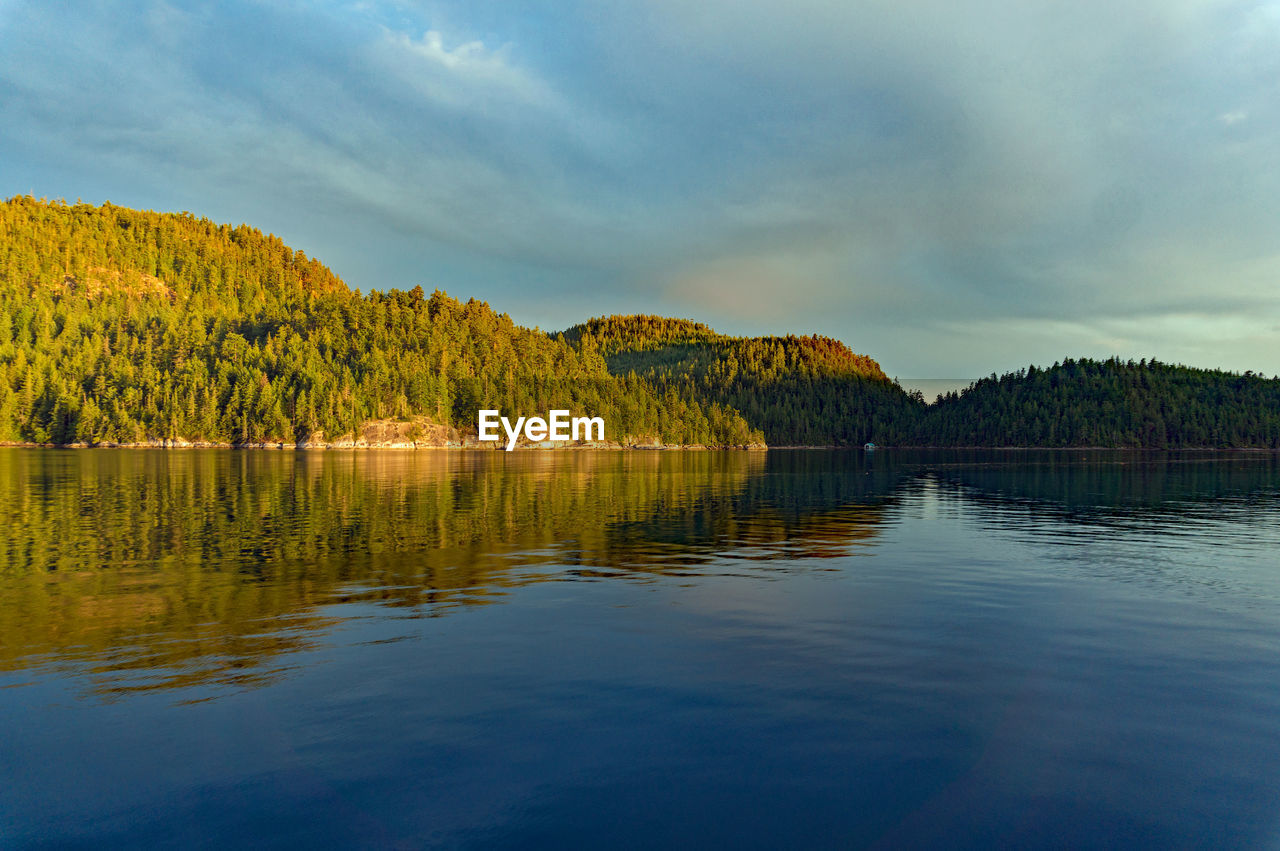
[
  {"left": 1, "top": 442, "right": 1276, "bottom": 452},
  {"left": 0, "top": 440, "right": 769, "bottom": 451}
]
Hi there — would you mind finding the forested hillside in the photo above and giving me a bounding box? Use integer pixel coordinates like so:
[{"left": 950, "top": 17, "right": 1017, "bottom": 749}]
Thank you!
[
  {"left": 0, "top": 197, "right": 760, "bottom": 446},
  {"left": 908, "top": 358, "right": 1280, "bottom": 448},
  {"left": 564, "top": 315, "right": 925, "bottom": 445},
  {"left": 3, "top": 199, "right": 1276, "bottom": 449}
]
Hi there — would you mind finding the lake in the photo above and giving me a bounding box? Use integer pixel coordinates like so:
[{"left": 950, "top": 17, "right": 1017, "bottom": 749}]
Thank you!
[{"left": 2, "top": 448, "right": 1279, "bottom": 848}]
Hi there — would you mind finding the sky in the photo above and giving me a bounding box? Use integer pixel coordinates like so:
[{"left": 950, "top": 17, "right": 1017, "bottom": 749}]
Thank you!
[{"left": 2, "top": 0, "right": 1278, "bottom": 377}]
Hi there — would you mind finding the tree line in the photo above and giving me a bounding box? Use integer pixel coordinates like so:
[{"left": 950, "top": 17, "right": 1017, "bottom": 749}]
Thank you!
[
  {"left": 573, "top": 314, "right": 1280, "bottom": 448},
  {"left": 909, "top": 359, "right": 1280, "bottom": 448},
  {"left": 4, "top": 197, "right": 1277, "bottom": 449},
  {"left": 564, "top": 315, "right": 921, "bottom": 446},
  {"left": 0, "top": 197, "right": 760, "bottom": 446}
]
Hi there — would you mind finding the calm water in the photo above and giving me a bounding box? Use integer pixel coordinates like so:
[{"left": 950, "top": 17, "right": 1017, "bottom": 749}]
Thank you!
[{"left": 2, "top": 448, "right": 1279, "bottom": 848}]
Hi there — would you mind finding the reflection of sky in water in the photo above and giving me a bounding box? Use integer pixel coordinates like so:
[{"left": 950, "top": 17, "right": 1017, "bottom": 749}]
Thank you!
[{"left": 2, "top": 449, "right": 1280, "bottom": 847}]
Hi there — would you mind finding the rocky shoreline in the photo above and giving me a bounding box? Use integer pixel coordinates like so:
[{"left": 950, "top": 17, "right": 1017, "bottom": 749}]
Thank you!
[
  {"left": 0, "top": 440, "right": 768, "bottom": 450},
  {"left": 0, "top": 418, "right": 766, "bottom": 451}
]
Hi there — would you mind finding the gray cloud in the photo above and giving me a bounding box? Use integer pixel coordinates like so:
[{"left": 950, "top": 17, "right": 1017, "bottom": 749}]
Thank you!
[{"left": 1, "top": 0, "right": 1278, "bottom": 375}]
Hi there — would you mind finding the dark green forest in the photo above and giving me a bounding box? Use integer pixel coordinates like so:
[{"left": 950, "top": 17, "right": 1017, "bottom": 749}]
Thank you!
[
  {"left": 2, "top": 197, "right": 1277, "bottom": 448},
  {"left": 910, "top": 359, "right": 1280, "bottom": 448},
  {"left": 564, "top": 315, "right": 925, "bottom": 446},
  {"left": 575, "top": 319, "right": 1280, "bottom": 448}
]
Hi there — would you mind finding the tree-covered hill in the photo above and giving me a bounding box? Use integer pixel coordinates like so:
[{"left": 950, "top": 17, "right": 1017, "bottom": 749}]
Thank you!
[
  {"left": 4, "top": 198, "right": 1276, "bottom": 450},
  {"left": 565, "top": 314, "right": 888, "bottom": 380},
  {"left": 565, "top": 317, "right": 1280, "bottom": 448},
  {"left": 0, "top": 197, "right": 761, "bottom": 446},
  {"left": 909, "top": 358, "right": 1280, "bottom": 448},
  {"left": 563, "top": 314, "right": 925, "bottom": 446}
]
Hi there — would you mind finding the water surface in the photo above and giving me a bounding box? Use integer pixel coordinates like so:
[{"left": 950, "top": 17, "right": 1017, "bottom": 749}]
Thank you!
[{"left": 2, "top": 449, "right": 1279, "bottom": 848}]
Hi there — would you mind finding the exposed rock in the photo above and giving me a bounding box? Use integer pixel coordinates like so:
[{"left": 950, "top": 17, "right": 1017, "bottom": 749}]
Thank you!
[
  {"left": 60, "top": 266, "right": 176, "bottom": 302},
  {"left": 297, "top": 417, "right": 461, "bottom": 449}
]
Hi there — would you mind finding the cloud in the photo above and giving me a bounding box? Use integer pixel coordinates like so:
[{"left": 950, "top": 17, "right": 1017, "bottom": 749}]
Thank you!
[
  {"left": 604, "top": 0, "right": 1280, "bottom": 367},
  {"left": 663, "top": 247, "right": 852, "bottom": 321},
  {"left": 0, "top": 2, "right": 647, "bottom": 268},
  {"left": 374, "top": 27, "right": 561, "bottom": 112},
  {"left": 2, "top": 0, "right": 1279, "bottom": 376}
]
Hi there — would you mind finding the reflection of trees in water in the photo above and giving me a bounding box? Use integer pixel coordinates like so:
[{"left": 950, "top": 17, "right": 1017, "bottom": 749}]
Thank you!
[
  {"left": 0, "top": 449, "right": 899, "bottom": 697},
  {"left": 909, "top": 450, "right": 1280, "bottom": 526},
  {"left": 899, "top": 452, "right": 1280, "bottom": 607},
  {"left": 594, "top": 450, "right": 903, "bottom": 568},
  {"left": 6, "top": 448, "right": 1274, "bottom": 698}
]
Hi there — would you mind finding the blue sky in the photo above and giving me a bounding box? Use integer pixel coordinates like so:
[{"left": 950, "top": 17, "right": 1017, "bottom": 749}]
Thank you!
[{"left": 2, "top": 0, "right": 1278, "bottom": 377}]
